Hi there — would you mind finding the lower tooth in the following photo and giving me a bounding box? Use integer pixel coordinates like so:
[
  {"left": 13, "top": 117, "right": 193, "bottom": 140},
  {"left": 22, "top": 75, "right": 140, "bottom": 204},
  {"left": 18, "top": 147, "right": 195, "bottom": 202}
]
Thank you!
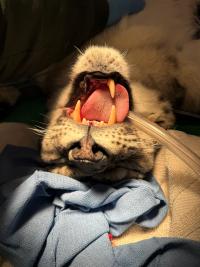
[
  {"left": 81, "top": 119, "right": 106, "bottom": 127},
  {"left": 82, "top": 118, "right": 90, "bottom": 125},
  {"left": 82, "top": 118, "right": 87, "bottom": 124},
  {"left": 108, "top": 105, "right": 116, "bottom": 125}
]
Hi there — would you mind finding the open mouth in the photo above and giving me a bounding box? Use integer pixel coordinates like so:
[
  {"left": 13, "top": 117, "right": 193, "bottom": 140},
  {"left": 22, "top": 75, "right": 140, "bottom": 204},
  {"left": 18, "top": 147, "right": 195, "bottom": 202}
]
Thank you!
[{"left": 65, "top": 72, "right": 131, "bottom": 126}]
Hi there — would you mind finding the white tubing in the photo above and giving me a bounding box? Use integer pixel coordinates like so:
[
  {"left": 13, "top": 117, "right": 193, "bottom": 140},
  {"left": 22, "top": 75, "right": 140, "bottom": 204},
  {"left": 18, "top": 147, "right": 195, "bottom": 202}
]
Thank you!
[{"left": 128, "top": 111, "right": 200, "bottom": 177}]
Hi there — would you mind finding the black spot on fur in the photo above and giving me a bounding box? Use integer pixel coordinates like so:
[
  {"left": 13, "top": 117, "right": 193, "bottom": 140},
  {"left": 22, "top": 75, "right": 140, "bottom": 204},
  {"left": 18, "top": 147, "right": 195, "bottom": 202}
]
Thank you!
[
  {"left": 109, "top": 59, "right": 115, "bottom": 64},
  {"left": 130, "top": 139, "right": 137, "bottom": 142},
  {"left": 128, "top": 146, "right": 136, "bottom": 151},
  {"left": 57, "top": 117, "right": 65, "bottom": 124},
  {"left": 124, "top": 126, "right": 133, "bottom": 134}
]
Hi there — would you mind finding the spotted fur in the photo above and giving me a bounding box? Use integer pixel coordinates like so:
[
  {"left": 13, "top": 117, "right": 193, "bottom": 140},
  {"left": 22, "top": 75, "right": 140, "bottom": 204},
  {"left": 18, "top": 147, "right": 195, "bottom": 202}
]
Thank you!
[
  {"left": 41, "top": 46, "right": 168, "bottom": 182},
  {"left": 41, "top": 0, "right": 200, "bottom": 181}
]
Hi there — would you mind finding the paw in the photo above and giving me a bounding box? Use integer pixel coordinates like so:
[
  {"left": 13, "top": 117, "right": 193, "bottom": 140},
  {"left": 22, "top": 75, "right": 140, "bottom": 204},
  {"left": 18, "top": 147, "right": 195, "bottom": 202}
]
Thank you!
[
  {"left": 147, "top": 103, "right": 175, "bottom": 129},
  {"left": 132, "top": 83, "right": 175, "bottom": 129}
]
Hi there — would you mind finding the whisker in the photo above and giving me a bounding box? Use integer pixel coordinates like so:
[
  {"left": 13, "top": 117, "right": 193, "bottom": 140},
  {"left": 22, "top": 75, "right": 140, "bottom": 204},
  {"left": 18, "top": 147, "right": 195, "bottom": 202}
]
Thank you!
[
  {"left": 28, "top": 130, "right": 45, "bottom": 138},
  {"left": 39, "top": 113, "right": 50, "bottom": 119},
  {"left": 32, "top": 125, "right": 56, "bottom": 135},
  {"left": 28, "top": 129, "right": 52, "bottom": 140},
  {"left": 29, "top": 127, "right": 46, "bottom": 134},
  {"left": 32, "top": 132, "right": 44, "bottom": 137},
  {"left": 32, "top": 120, "right": 48, "bottom": 127},
  {"left": 33, "top": 125, "right": 46, "bottom": 131},
  {"left": 74, "top": 45, "right": 84, "bottom": 55}
]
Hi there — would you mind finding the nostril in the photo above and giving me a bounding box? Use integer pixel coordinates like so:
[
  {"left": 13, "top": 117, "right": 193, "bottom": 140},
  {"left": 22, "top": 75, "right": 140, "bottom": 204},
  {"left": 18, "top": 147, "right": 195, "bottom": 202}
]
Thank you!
[
  {"left": 58, "top": 142, "right": 81, "bottom": 159},
  {"left": 67, "top": 141, "right": 108, "bottom": 162},
  {"left": 92, "top": 144, "right": 108, "bottom": 157},
  {"left": 69, "top": 142, "right": 81, "bottom": 150},
  {"left": 92, "top": 144, "right": 100, "bottom": 154}
]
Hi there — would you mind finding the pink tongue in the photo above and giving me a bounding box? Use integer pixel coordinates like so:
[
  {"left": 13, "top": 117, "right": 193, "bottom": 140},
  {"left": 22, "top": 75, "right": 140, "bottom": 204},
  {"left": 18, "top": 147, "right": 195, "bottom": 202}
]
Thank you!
[{"left": 81, "top": 84, "right": 129, "bottom": 123}]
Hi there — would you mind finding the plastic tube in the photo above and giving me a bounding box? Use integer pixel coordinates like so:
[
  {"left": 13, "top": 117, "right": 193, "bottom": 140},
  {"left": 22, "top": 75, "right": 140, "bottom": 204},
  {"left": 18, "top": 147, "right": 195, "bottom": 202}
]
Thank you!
[{"left": 128, "top": 111, "right": 200, "bottom": 177}]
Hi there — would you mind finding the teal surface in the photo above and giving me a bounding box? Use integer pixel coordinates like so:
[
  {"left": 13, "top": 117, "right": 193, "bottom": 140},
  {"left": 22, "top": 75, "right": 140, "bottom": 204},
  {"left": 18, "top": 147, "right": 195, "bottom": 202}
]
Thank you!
[
  {"left": 174, "top": 114, "right": 200, "bottom": 136},
  {"left": 2, "top": 96, "right": 47, "bottom": 126}
]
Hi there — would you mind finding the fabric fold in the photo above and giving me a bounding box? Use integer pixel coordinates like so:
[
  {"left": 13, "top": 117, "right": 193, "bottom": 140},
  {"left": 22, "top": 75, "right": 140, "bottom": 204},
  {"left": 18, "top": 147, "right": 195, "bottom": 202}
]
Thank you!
[{"left": 0, "top": 145, "right": 168, "bottom": 266}]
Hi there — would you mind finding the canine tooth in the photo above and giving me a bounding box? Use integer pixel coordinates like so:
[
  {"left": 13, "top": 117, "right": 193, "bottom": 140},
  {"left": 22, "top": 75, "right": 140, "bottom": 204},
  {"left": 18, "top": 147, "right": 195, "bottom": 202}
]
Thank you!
[
  {"left": 108, "top": 105, "right": 116, "bottom": 125},
  {"left": 82, "top": 118, "right": 90, "bottom": 125},
  {"left": 71, "top": 100, "right": 81, "bottom": 123},
  {"left": 85, "top": 119, "right": 90, "bottom": 125},
  {"left": 108, "top": 79, "right": 115, "bottom": 98}
]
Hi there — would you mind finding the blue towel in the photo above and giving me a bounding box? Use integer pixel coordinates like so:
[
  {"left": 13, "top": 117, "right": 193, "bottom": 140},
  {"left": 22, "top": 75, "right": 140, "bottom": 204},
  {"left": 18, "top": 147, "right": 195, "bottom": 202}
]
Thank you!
[
  {"left": 0, "top": 145, "right": 166, "bottom": 266},
  {"left": 0, "top": 146, "right": 200, "bottom": 266}
]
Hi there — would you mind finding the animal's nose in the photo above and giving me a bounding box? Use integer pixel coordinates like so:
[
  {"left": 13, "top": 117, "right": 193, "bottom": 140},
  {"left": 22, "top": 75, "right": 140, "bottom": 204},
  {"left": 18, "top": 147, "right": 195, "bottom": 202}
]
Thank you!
[{"left": 68, "top": 135, "right": 107, "bottom": 162}]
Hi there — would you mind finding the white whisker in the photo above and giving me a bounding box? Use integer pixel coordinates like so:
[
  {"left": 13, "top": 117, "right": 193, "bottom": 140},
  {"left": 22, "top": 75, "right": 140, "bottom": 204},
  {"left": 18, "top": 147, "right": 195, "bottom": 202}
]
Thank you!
[{"left": 74, "top": 45, "right": 84, "bottom": 55}]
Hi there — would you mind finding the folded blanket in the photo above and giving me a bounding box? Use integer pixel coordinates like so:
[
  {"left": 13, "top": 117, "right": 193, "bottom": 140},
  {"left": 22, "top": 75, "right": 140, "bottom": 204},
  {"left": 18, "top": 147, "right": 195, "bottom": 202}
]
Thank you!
[
  {"left": 1, "top": 163, "right": 200, "bottom": 267},
  {"left": 0, "top": 145, "right": 168, "bottom": 266},
  {"left": 113, "top": 130, "right": 200, "bottom": 246},
  {"left": 1, "top": 130, "right": 200, "bottom": 266}
]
